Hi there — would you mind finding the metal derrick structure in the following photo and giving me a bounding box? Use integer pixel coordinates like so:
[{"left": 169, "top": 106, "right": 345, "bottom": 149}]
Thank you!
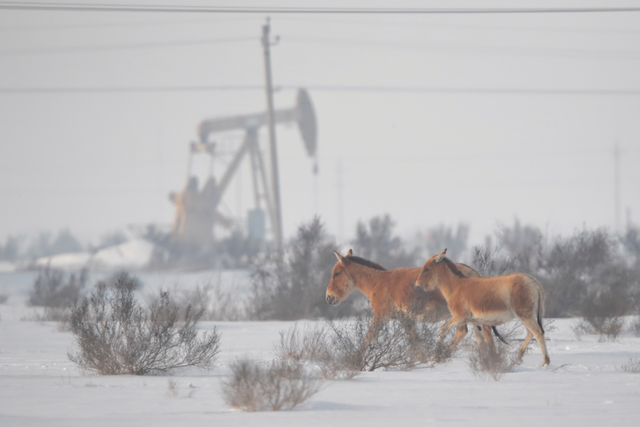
[{"left": 168, "top": 24, "right": 317, "bottom": 251}]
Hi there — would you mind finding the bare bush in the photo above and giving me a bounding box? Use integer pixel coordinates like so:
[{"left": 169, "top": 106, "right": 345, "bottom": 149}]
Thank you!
[
  {"left": 24, "top": 266, "right": 88, "bottom": 325},
  {"left": 471, "top": 246, "right": 517, "bottom": 277},
  {"left": 152, "top": 281, "right": 244, "bottom": 321},
  {"left": 619, "top": 357, "right": 640, "bottom": 373},
  {"left": 247, "top": 217, "right": 361, "bottom": 320},
  {"left": 620, "top": 225, "right": 640, "bottom": 265},
  {"left": 273, "top": 317, "right": 443, "bottom": 381},
  {"left": 630, "top": 316, "right": 640, "bottom": 337},
  {"left": 28, "top": 266, "right": 87, "bottom": 308},
  {"left": 468, "top": 341, "right": 517, "bottom": 381},
  {"left": 275, "top": 323, "right": 330, "bottom": 363},
  {"left": 0, "top": 235, "right": 22, "bottom": 262},
  {"left": 352, "top": 214, "right": 420, "bottom": 270},
  {"left": 423, "top": 223, "right": 470, "bottom": 263},
  {"left": 166, "top": 379, "right": 179, "bottom": 398},
  {"left": 222, "top": 359, "right": 321, "bottom": 411},
  {"left": 479, "top": 225, "right": 640, "bottom": 320},
  {"left": 68, "top": 273, "right": 221, "bottom": 375},
  {"left": 21, "top": 307, "right": 70, "bottom": 323},
  {"left": 539, "top": 229, "right": 624, "bottom": 318},
  {"left": 573, "top": 288, "right": 627, "bottom": 341}
]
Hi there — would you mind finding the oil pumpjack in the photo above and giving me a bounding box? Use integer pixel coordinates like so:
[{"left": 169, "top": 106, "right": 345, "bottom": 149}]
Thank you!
[{"left": 168, "top": 89, "right": 317, "bottom": 250}]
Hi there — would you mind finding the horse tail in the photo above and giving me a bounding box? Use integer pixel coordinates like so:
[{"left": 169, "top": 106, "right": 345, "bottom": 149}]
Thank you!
[
  {"left": 492, "top": 326, "right": 508, "bottom": 344},
  {"left": 534, "top": 278, "right": 546, "bottom": 334},
  {"left": 477, "top": 325, "right": 508, "bottom": 344}
]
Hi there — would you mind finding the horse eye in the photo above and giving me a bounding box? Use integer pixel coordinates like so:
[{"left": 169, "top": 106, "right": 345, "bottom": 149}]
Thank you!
[{"left": 333, "top": 271, "right": 341, "bottom": 278}]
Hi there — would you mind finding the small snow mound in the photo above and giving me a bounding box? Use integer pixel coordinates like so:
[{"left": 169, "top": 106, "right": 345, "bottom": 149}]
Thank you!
[
  {"left": 35, "top": 252, "right": 91, "bottom": 270},
  {"left": 92, "top": 238, "right": 154, "bottom": 270},
  {"left": 0, "top": 261, "right": 17, "bottom": 272},
  {"left": 35, "top": 239, "right": 154, "bottom": 271}
]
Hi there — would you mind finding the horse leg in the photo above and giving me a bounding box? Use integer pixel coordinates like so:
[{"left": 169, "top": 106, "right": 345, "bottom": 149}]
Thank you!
[
  {"left": 481, "top": 325, "right": 497, "bottom": 355},
  {"left": 471, "top": 324, "right": 483, "bottom": 345},
  {"left": 440, "top": 317, "right": 467, "bottom": 349},
  {"left": 365, "top": 316, "right": 384, "bottom": 347},
  {"left": 449, "top": 324, "right": 469, "bottom": 350},
  {"left": 521, "top": 317, "right": 551, "bottom": 367},
  {"left": 438, "top": 319, "right": 455, "bottom": 342},
  {"left": 516, "top": 328, "right": 534, "bottom": 363}
]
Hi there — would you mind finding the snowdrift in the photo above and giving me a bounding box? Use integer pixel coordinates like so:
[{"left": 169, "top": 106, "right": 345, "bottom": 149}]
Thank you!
[{"left": 35, "top": 238, "right": 154, "bottom": 271}]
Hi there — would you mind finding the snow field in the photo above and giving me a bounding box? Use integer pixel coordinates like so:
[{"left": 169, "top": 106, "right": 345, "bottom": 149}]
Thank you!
[{"left": 1, "top": 271, "right": 640, "bottom": 426}]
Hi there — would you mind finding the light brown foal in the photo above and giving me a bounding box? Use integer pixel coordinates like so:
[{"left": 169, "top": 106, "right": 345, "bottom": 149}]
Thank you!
[{"left": 415, "top": 249, "right": 550, "bottom": 366}]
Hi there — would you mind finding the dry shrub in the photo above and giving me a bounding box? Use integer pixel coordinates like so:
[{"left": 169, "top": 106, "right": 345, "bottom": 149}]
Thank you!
[
  {"left": 222, "top": 359, "right": 321, "bottom": 411},
  {"left": 247, "top": 217, "right": 357, "bottom": 321},
  {"left": 21, "top": 307, "right": 72, "bottom": 331},
  {"left": 68, "top": 273, "right": 221, "bottom": 375},
  {"left": 630, "top": 316, "right": 640, "bottom": 337},
  {"left": 480, "top": 225, "right": 640, "bottom": 320},
  {"left": 468, "top": 341, "right": 517, "bottom": 381},
  {"left": 326, "top": 315, "right": 417, "bottom": 372},
  {"left": 28, "top": 266, "right": 87, "bottom": 309},
  {"left": 573, "top": 289, "right": 627, "bottom": 341},
  {"left": 166, "top": 379, "right": 179, "bottom": 398},
  {"left": 275, "top": 323, "right": 330, "bottom": 363},
  {"left": 619, "top": 357, "right": 640, "bottom": 373},
  {"left": 353, "top": 214, "right": 420, "bottom": 269},
  {"left": 155, "top": 281, "right": 244, "bottom": 321},
  {"left": 273, "top": 323, "right": 355, "bottom": 380},
  {"left": 24, "top": 267, "right": 88, "bottom": 326},
  {"left": 274, "top": 315, "right": 443, "bottom": 380},
  {"left": 471, "top": 246, "right": 517, "bottom": 277}
]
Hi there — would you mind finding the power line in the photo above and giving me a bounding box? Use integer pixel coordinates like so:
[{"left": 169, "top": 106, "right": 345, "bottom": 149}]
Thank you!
[
  {"left": 0, "top": 16, "right": 256, "bottom": 32},
  {"left": 1, "top": 85, "right": 640, "bottom": 96},
  {"left": 0, "top": 36, "right": 255, "bottom": 56},
  {"left": 3, "top": 35, "right": 636, "bottom": 60},
  {"left": 276, "top": 15, "right": 640, "bottom": 36},
  {"left": 297, "top": 86, "right": 640, "bottom": 96},
  {"left": 0, "top": 85, "right": 264, "bottom": 93},
  {"left": 1, "top": 3, "right": 640, "bottom": 14},
  {"left": 285, "top": 36, "right": 640, "bottom": 61}
]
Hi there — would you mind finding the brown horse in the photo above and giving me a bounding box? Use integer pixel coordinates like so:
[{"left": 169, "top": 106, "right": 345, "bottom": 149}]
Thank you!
[
  {"left": 326, "top": 250, "right": 499, "bottom": 347},
  {"left": 414, "top": 249, "right": 550, "bottom": 366}
]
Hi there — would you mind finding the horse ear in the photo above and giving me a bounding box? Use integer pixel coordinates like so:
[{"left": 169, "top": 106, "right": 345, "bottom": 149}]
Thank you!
[
  {"left": 334, "top": 251, "right": 348, "bottom": 265},
  {"left": 346, "top": 249, "right": 353, "bottom": 257},
  {"left": 435, "top": 248, "right": 447, "bottom": 263}
]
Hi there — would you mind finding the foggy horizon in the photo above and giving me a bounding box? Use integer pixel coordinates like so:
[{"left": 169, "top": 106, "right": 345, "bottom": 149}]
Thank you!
[{"left": 1, "top": 0, "right": 639, "bottom": 251}]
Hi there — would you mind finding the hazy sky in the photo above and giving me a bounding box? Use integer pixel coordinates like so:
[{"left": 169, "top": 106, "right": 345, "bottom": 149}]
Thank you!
[{"left": 1, "top": 0, "right": 639, "bottom": 248}]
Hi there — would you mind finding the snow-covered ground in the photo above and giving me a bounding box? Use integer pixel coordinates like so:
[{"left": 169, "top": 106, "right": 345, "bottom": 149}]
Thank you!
[
  {"left": 34, "top": 238, "right": 155, "bottom": 271},
  {"left": 1, "top": 271, "right": 640, "bottom": 427}
]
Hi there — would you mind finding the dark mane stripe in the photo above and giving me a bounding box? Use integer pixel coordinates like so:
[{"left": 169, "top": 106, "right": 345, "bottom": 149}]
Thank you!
[
  {"left": 347, "top": 255, "right": 386, "bottom": 271},
  {"left": 442, "top": 257, "right": 466, "bottom": 278}
]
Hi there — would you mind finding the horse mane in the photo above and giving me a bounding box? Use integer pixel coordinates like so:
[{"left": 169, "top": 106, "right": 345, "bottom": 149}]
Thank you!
[
  {"left": 441, "top": 257, "right": 466, "bottom": 278},
  {"left": 347, "top": 255, "right": 386, "bottom": 271}
]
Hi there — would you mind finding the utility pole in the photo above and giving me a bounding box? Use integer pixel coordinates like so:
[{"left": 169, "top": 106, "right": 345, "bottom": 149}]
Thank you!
[
  {"left": 614, "top": 141, "right": 621, "bottom": 232},
  {"left": 261, "top": 18, "right": 283, "bottom": 249}
]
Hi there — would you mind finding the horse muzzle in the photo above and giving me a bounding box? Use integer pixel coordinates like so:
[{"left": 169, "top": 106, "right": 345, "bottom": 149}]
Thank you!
[{"left": 326, "top": 294, "right": 340, "bottom": 306}]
